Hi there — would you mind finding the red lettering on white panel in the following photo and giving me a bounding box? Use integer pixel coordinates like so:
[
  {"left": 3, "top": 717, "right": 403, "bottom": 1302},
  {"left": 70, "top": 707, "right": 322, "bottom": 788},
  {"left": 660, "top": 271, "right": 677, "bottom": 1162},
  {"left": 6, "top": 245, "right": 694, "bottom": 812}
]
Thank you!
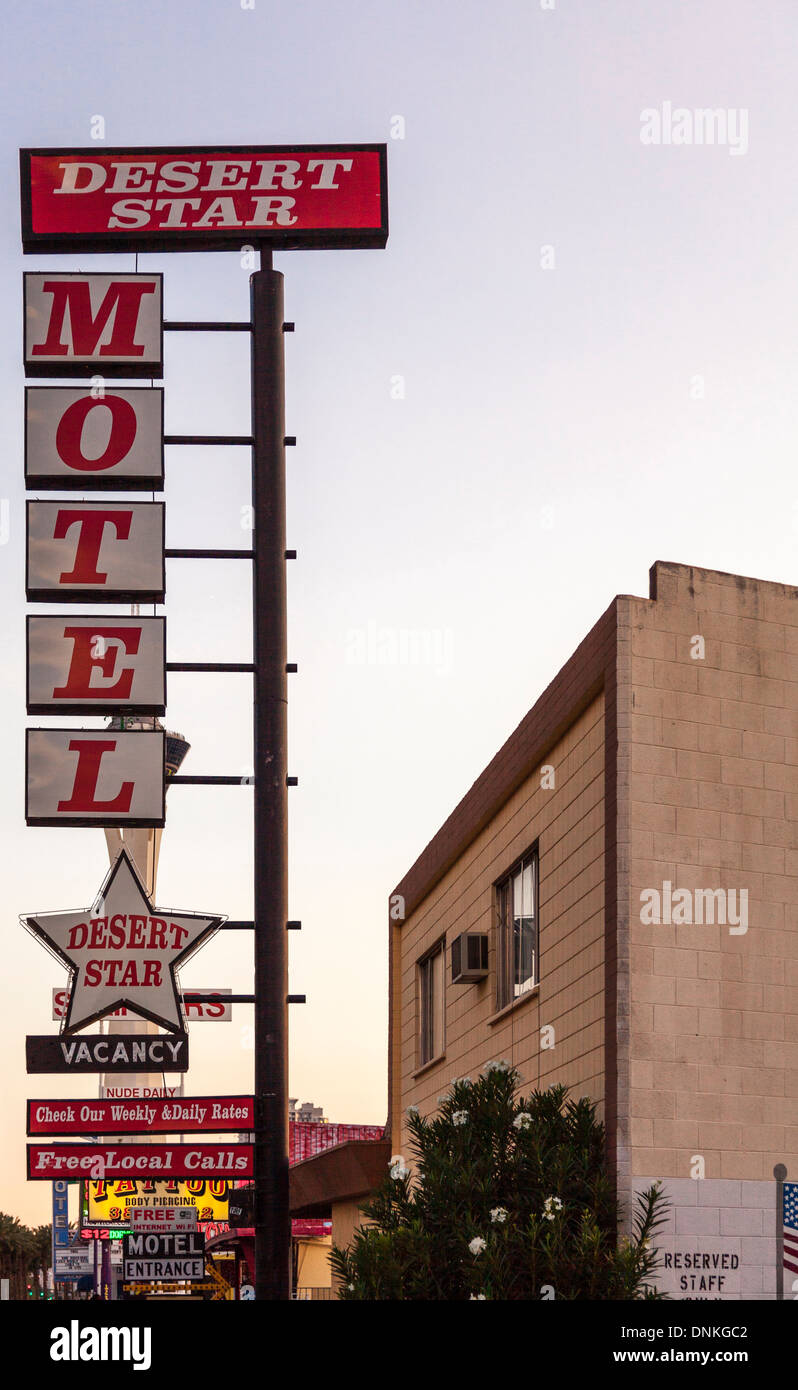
[
  {"left": 53, "top": 508, "right": 132, "bottom": 585},
  {"left": 56, "top": 738, "right": 134, "bottom": 815},
  {"left": 31, "top": 279, "right": 155, "bottom": 359},
  {"left": 52, "top": 625, "right": 141, "bottom": 701},
  {"left": 55, "top": 395, "right": 138, "bottom": 472}
]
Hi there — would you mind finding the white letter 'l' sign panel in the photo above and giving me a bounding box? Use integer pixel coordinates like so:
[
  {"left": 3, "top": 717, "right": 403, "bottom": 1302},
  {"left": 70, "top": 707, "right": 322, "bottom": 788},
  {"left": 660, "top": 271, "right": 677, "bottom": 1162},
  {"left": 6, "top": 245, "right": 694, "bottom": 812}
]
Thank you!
[
  {"left": 26, "top": 728, "right": 166, "bottom": 827},
  {"left": 21, "top": 848, "right": 224, "bottom": 1034}
]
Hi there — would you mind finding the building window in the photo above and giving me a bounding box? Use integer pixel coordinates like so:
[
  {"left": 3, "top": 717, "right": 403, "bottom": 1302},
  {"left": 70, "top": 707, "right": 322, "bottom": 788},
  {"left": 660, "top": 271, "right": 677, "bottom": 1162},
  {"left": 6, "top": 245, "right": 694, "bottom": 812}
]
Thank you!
[
  {"left": 418, "top": 940, "right": 445, "bottom": 1067},
  {"left": 496, "top": 849, "right": 538, "bottom": 1009}
]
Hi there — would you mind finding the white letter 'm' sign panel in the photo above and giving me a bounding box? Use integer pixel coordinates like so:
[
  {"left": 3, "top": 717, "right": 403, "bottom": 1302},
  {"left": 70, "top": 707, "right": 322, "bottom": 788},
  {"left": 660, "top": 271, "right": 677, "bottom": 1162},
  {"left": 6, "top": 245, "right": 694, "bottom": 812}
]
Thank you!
[
  {"left": 21, "top": 848, "right": 223, "bottom": 1033},
  {"left": 23, "top": 272, "right": 163, "bottom": 377},
  {"left": 26, "top": 728, "right": 166, "bottom": 827},
  {"left": 27, "top": 616, "right": 166, "bottom": 716},
  {"left": 25, "top": 387, "right": 164, "bottom": 490},
  {"left": 26, "top": 500, "right": 165, "bottom": 603}
]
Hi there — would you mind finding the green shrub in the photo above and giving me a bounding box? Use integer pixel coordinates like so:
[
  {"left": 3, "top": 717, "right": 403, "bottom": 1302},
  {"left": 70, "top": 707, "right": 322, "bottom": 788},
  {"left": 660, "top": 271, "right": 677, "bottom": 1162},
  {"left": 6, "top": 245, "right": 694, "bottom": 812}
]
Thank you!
[{"left": 331, "top": 1065, "right": 668, "bottom": 1300}]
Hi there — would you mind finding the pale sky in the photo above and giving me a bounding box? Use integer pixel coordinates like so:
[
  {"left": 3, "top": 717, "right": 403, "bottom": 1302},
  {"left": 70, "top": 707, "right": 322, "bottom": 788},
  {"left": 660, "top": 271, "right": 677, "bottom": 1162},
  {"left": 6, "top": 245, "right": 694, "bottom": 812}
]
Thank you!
[{"left": 2, "top": 0, "right": 798, "bottom": 1222}]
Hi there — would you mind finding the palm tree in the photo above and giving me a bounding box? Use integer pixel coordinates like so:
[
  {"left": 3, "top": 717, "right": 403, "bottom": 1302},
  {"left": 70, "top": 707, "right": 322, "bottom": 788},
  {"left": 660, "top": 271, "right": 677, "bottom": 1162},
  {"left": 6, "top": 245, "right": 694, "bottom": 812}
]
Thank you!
[
  {"left": 30, "top": 1225, "right": 52, "bottom": 1297},
  {"left": 0, "top": 1213, "right": 34, "bottom": 1300}
]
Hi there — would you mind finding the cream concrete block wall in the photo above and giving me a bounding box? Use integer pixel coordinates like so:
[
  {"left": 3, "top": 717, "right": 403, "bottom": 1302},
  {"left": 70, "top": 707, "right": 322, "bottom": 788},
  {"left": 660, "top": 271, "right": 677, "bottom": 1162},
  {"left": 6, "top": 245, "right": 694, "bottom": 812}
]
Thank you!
[
  {"left": 631, "top": 1178, "right": 778, "bottom": 1301},
  {"left": 394, "top": 693, "right": 605, "bottom": 1157},
  {"left": 627, "top": 564, "right": 798, "bottom": 1189}
]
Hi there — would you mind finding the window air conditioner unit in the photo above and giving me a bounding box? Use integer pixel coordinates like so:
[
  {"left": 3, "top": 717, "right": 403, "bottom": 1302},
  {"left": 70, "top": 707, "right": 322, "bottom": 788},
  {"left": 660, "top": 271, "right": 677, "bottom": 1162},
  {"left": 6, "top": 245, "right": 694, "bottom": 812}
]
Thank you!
[{"left": 451, "top": 932, "right": 489, "bottom": 983}]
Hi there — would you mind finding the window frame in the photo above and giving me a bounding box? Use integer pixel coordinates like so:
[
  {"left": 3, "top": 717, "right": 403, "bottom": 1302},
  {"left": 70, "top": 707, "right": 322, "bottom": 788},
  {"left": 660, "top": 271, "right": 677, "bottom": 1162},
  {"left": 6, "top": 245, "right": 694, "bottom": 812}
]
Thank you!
[
  {"left": 495, "top": 845, "right": 539, "bottom": 1011},
  {"left": 417, "top": 936, "right": 446, "bottom": 1068}
]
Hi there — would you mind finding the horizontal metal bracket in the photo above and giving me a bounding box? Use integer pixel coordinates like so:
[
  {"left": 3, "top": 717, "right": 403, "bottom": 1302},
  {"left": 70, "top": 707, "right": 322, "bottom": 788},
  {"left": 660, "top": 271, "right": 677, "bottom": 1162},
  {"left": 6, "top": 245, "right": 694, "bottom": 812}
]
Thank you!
[
  {"left": 165, "top": 548, "right": 254, "bottom": 560},
  {"left": 164, "top": 321, "right": 251, "bottom": 332},
  {"left": 167, "top": 662, "right": 255, "bottom": 673}
]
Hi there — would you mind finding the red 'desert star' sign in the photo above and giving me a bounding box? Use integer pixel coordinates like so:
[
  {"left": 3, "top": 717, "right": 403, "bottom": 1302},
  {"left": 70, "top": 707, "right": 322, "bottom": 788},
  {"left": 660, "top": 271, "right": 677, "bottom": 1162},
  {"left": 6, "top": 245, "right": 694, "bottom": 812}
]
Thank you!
[{"left": 21, "top": 848, "right": 224, "bottom": 1035}]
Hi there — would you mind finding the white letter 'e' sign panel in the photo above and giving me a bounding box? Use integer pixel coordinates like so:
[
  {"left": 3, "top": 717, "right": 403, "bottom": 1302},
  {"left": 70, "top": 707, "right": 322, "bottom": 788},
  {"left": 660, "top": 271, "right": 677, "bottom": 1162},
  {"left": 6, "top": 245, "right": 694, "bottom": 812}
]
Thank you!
[
  {"left": 26, "top": 616, "right": 166, "bottom": 717},
  {"left": 21, "top": 848, "right": 224, "bottom": 1034}
]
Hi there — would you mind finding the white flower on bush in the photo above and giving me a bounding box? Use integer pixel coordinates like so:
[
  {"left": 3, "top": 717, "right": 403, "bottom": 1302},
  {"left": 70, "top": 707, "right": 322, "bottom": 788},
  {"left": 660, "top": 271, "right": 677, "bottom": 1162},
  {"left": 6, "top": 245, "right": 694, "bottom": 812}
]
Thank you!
[
  {"left": 452, "top": 1110, "right": 469, "bottom": 1126},
  {"left": 513, "top": 1112, "right": 533, "bottom": 1131},
  {"left": 469, "top": 1293, "right": 486, "bottom": 1300},
  {"left": 542, "top": 1196, "right": 563, "bottom": 1221},
  {"left": 347, "top": 1283, "right": 355, "bottom": 1291},
  {"left": 405, "top": 1105, "right": 419, "bottom": 1117},
  {"left": 468, "top": 1236, "right": 486, "bottom": 1255},
  {"left": 389, "top": 1155, "right": 410, "bottom": 1180},
  {"left": 490, "top": 1206, "right": 508, "bottom": 1224},
  {"left": 483, "top": 1059, "right": 510, "bottom": 1075}
]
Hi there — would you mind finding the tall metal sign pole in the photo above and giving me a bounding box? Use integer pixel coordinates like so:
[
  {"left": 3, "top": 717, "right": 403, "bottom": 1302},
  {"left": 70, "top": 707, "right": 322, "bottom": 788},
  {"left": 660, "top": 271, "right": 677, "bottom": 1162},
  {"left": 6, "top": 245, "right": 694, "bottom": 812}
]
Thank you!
[
  {"left": 19, "top": 143, "right": 388, "bottom": 1302},
  {"left": 251, "top": 253, "right": 290, "bottom": 1299}
]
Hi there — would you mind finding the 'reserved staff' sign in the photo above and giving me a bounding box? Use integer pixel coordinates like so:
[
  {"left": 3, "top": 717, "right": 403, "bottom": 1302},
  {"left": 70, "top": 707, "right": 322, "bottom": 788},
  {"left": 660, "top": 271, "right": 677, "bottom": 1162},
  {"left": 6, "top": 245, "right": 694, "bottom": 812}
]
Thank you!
[{"left": 21, "top": 145, "right": 388, "bottom": 253}]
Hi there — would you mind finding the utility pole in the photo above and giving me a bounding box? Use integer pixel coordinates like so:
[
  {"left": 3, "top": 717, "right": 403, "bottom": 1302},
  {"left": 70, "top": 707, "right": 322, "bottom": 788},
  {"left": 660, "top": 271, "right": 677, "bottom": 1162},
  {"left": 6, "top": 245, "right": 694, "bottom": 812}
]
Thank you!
[{"left": 250, "top": 253, "right": 291, "bottom": 1300}]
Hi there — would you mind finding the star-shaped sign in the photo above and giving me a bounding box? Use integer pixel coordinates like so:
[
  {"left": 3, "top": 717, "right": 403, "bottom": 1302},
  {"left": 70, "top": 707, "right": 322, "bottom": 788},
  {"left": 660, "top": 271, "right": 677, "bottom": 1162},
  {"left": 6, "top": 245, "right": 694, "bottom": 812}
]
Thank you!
[{"left": 21, "top": 848, "right": 225, "bottom": 1035}]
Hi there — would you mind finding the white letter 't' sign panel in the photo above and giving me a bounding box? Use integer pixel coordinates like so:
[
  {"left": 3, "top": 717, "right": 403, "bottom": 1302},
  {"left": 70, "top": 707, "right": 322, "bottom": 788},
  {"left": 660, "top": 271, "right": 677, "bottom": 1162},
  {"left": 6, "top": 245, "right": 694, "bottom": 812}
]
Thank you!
[
  {"left": 25, "top": 387, "right": 164, "bottom": 490},
  {"left": 26, "top": 500, "right": 165, "bottom": 603},
  {"left": 22, "top": 848, "right": 223, "bottom": 1033},
  {"left": 27, "top": 616, "right": 166, "bottom": 716},
  {"left": 26, "top": 728, "right": 166, "bottom": 827},
  {"left": 23, "top": 273, "right": 163, "bottom": 378}
]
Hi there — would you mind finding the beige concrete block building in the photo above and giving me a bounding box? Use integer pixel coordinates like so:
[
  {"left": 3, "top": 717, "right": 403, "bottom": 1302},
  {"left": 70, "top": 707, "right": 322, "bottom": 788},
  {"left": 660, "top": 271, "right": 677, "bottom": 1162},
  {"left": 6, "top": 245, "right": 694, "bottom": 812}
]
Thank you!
[{"left": 293, "top": 561, "right": 798, "bottom": 1299}]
